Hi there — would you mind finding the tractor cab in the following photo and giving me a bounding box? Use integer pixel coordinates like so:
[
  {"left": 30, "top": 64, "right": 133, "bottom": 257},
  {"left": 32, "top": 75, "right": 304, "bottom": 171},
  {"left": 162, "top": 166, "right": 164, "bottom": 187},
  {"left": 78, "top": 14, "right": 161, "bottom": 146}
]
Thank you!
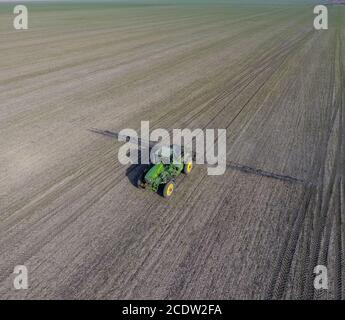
[
  {"left": 151, "top": 145, "right": 171, "bottom": 164},
  {"left": 151, "top": 145, "right": 184, "bottom": 165}
]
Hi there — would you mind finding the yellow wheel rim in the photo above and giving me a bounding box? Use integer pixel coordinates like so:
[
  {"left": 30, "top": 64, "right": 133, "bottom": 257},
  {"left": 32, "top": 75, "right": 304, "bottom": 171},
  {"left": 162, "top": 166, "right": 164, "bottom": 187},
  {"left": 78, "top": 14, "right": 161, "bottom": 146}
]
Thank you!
[
  {"left": 187, "top": 163, "right": 193, "bottom": 173},
  {"left": 166, "top": 183, "right": 174, "bottom": 196}
]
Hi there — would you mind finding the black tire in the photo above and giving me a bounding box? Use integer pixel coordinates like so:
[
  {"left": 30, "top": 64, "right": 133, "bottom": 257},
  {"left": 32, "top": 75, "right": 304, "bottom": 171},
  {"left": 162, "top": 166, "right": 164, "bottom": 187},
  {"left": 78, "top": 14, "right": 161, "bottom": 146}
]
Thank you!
[
  {"left": 137, "top": 175, "right": 144, "bottom": 188},
  {"left": 183, "top": 161, "right": 193, "bottom": 175},
  {"left": 136, "top": 166, "right": 148, "bottom": 188},
  {"left": 163, "top": 180, "right": 175, "bottom": 198}
]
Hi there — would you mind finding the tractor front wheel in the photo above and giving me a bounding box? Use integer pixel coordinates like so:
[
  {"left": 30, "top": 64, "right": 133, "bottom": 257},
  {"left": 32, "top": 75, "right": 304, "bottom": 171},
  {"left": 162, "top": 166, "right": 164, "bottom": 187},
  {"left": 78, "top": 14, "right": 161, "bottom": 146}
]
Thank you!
[
  {"left": 184, "top": 161, "right": 193, "bottom": 175},
  {"left": 163, "top": 180, "right": 175, "bottom": 198}
]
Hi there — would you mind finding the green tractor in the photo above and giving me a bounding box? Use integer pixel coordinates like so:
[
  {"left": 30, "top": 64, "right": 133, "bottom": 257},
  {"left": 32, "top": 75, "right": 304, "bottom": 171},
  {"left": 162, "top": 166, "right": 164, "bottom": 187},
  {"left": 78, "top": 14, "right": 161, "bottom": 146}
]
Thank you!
[
  {"left": 89, "top": 129, "right": 193, "bottom": 198},
  {"left": 137, "top": 145, "right": 193, "bottom": 198}
]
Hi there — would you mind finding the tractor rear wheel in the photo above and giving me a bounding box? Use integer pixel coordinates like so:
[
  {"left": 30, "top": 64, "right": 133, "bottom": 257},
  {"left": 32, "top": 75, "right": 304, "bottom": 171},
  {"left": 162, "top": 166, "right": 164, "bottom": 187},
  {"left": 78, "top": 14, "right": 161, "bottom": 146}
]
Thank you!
[
  {"left": 163, "top": 180, "right": 175, "bottom": 198},
  {"left": 137, "top": 174, "right": 145, "bottom": 188},
  {"left": 136, "top": 166, "right": 148, "bottom": 188},
  {"left": 183, "top": 161, "right": 193, "bottom": 175}
]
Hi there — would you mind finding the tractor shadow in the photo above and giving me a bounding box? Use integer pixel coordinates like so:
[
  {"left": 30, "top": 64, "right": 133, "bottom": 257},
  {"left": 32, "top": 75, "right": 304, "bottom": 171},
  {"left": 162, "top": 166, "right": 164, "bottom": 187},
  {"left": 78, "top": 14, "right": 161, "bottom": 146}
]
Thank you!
[
  {"left": 126, "top": 164, "right": 140, "bottom": 187},
  {"left": 88, "top": 128, "right": 160, "bottom": 193},
  {"left": 125, "top": 150, "right": 165, "bottom": 197}
]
